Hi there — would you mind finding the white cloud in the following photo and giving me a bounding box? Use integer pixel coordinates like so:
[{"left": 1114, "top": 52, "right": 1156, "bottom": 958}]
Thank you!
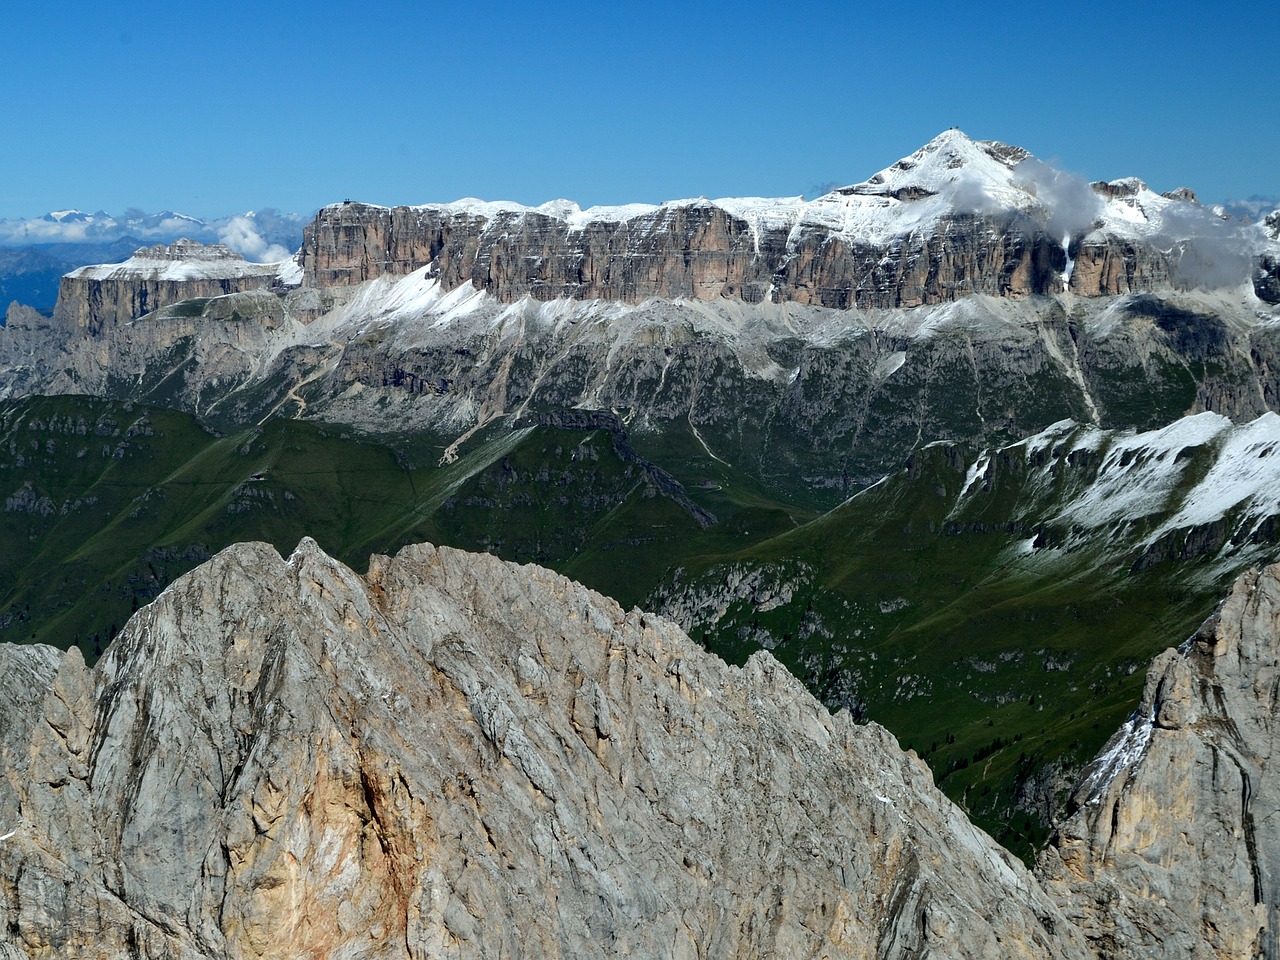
[
  {"left": 216, "top": 215, "right": 292, "bottom": 263},
  {"left": 1011, "top": 157, "right": 1105, "bottom": 237},
  {"left": 0, "top": 218, "right": 95, "bottom": 244},
  {"left": 0, "top": 208, "right": 306, "bottom": 259}
]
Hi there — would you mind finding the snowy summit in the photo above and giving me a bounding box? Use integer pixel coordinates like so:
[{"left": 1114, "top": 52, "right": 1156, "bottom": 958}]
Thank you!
[{"left": 324, "top": 130, "right": 1277, "bottom": 263}]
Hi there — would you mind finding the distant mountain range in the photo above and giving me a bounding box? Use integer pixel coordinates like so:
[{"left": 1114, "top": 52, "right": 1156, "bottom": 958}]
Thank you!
[
  {"left": 1219, "top": 194, "right": 1280, "bottom": 221},
  {"left": 0, "top": 206, "right": 306, "bottom": 252}
]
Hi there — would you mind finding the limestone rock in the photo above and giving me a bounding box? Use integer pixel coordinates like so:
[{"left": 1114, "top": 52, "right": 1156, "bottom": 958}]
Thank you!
[
  {"left": 3, "top": 134, "right": 1279, "bottom": 497},
  {"left": 53, "top": 240, "right": 289, "bottom": 335},
  {"left": 1258, "top": 212, "right": 1280, "bottom": 303},
  {"left": 0, "top": 642, "right": 63, "bottom": 830},
  {"left": 0, "top": 538, "right": 1088, "bottom": 959},
  {"left": 0, "top": 287, "right": 311, "bottom": 414},
  {"left": 7, "top": 542, "right": 1280, "bottom": 957},
  {"left": 1039, "top": 563, "right": 1280, "bottom": 958},
  {"left": 301, "top": 134, "right": 1274, "bottom": 308},
  {"left": 300, "top": 198, "right": 1069, "bottom": 310}
]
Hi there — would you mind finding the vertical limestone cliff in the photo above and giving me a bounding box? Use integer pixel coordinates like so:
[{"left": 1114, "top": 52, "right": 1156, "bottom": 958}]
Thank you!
[
  {"left": 297, "top": 195, "right": 1272, "bottom": 305},
  {"left": 0, "top": 539, "right": 1087, "bottom": 959},
  {"left": 299, "top": 199, "right": 1071, "bottom": 309},
  {"left": 52, "top": 240, "right": 287, "bottom": 335},
  {"left": 300, "top": 131, "right": 1277, "bottom": 309},
  {"left": 1040, "top": 564, "right": 1280, "bottom": 958}
]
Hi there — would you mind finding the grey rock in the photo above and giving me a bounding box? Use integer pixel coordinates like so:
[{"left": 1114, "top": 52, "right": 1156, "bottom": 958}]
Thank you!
[
  {"left": 1040, "top": 563, "right": 1280, "bottom": 958},
  {"left": 301, "top": 198, "right": 1074, "bottom": 309},
  {"left": 0, "top": 538, "right": 1089, "bottom": 959},
  {"left": 7, "top": 541, "right": 1280, "bottom": 957},
  {"left": 3, "top": 139, "right": 1279, "bottom": 502},
  {"left": 54, "top": 240, "right": 286, "bottom": 336}
]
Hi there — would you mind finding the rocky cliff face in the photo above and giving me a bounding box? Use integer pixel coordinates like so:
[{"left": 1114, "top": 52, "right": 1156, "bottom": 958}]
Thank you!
[
  {"left": 298, "top": 196, "right": 1260, "bottom": 305},
  {"left": 1, "top": 286, "right": 310, "bottom": 418},
  {"left": 0, "top": 538, "right": 1090, "bottom": 959},
  {"left": 7, "top": 273, "right": 1280, "bottom": 498},
  {"left": 1040, "top": 564, "right": 1280, "bottom": 958},
  {"left": 299, "top": 133, "right": 1278, "bottom": 308},
  {"left": 301, "top": 198, "right": 1072, "bottom": 309},
  {"left": 53, "top": 240, "right": 291, "bottom": 335},
  {"left": 1258, "top": 212, "right": 1280, "bottom": 303}
]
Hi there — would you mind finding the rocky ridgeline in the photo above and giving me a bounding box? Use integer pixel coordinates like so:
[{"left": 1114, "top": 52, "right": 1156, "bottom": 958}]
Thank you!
[
  {"left": 129, "top": 240, "right": 247, "bottom": 263},
  {"left": 298, "top": 134, "right": 1279, "bottom": 309},
  {"left": 1041, "top": 564, "right": 1280, "bottom": 958},
  {"left": 0, "top": 539, "right": 1085, "bottom": 959},
  {"left": 299, "top": 194, "right": 1251, "bottom": 310},
  {"left": 0, "top": 539, "right": 1278, "bottom": 958}
]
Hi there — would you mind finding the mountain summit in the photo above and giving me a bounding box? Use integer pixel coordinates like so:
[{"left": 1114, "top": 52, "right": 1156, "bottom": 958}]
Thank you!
[{"left": 837, "top": 128, "right": 1030, "bottom": 201}]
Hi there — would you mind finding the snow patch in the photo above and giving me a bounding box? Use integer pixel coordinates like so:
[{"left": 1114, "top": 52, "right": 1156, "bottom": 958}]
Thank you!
[
  {"left": 956, "top": 453, "right": 992, "bottom": 502},
  {"left": 1151, "top": 412, "right": 1280, "bottom": 536},
  {"left": 874, "top": 351, "right": 907, "bottom": 380},
  {"left": 1056, "top": 413, "right": 1232, "bottom": 528},
  {"left": 275, "top": 258, "right": 303, "bottom": 287},
  {"left": 1083, "top": 709, "right": 1154, "bottom": 804}
]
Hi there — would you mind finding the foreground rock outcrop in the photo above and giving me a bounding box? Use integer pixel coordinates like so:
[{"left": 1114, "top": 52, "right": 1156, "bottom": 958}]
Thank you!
[
  {"left": 1041, "top": 564, "right": 1280, "bottom": 958},
  {"left": 0, "top": 538, "right": 1088, "bottom": 959},
  {"left": 3, "top": 539, "right": 1280, "bottom": 957}
]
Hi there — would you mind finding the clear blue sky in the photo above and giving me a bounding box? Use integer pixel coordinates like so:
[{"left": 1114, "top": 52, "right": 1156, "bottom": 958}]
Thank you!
[{"left": 2, "top": 0, "right": 1276, "bottom": 220}]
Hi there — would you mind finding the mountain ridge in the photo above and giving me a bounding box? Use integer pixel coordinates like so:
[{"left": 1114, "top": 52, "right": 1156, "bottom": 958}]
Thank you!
[
  {"left": 0, "top": 537, "right": 1090, "bottom": 959},
  {"left": 299, "top": 129, "right": 1278, "bottom": 304}
]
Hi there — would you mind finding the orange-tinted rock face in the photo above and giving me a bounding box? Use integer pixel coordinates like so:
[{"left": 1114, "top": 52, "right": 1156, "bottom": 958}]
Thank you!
[
  {"left": 1042, "top": 563, "right": 1280, "bottom": 958},
  {"left": 1068, "top": 236, "right": 1174, "bottom": 296},
  {"left": 302, "top": 190, "right": 1280, "bottom": 308}
]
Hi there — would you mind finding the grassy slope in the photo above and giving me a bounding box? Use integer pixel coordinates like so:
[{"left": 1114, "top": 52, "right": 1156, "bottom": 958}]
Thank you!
[
  {"left": 651, "top": 438, "right": 1262, "bottom": 859},
  {"left": 0, "top": 396, "right": 794, "bottom": 657},
  {"left": 3, "top": 394, "right": 1267, "bottom": 861}
]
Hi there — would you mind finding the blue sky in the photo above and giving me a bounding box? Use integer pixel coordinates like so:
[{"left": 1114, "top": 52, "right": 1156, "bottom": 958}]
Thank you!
[{"left": 2, "top": 0, "right": 1276, "bottom": 220}]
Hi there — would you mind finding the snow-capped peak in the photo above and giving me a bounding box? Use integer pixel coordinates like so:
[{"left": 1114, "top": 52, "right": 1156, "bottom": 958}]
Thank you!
[
  {"left": 317, "top": 131, "right": 1280, "bottom": 272},
  {"left": 43, "top": 209, "right": 94, "bottom": 223},
  {"left": 838, "top": 129, "right": 1030, "bottom": 203},
  {"left": 152, "top": 210, "right": 203, "bottom": 225},
  {"left": 791, "top": 130, "right": 1048, "bottom": 244}
]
